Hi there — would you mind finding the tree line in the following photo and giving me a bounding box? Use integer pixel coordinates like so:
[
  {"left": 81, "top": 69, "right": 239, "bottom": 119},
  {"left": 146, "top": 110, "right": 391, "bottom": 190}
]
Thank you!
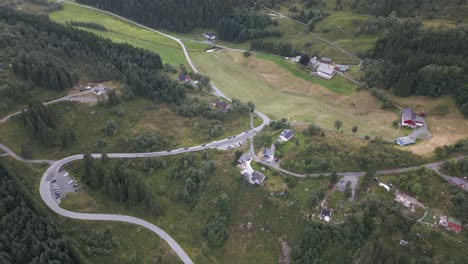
[
  {"left": 81, "top": 154, "right": 163, "bottom": 215},
  {"left": 167, "top": 153, "right": 216, "bottom": 205},
  {"left": 250, "top": 39, "right": 296, "bottom": 57},
  {"left": 66, "top": 20, "right": 108, "bottom": 31},
  {"left": 0, "top": 6, "right": 186, "bottom": 107},
  {"left": 349, "top": 0, "right": 467, "bottom": 21},
  {"left": 0, "top": 162, "right": 80, "bottom": 264},
  {"left": 362, "top": 19, "right": 468, "bottom": 116},
  {"left": 217, "top": 7, "right": 281, "bottom": 42},
  {"left": 77, "top": 0, "right": 247, "bottom": 32}
]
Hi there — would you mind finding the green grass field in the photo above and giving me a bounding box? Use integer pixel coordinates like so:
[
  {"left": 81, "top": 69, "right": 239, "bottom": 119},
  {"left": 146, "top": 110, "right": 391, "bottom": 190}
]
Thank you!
[
  {"left": 313, "top": 11, "right": 379, "bottom": 53},
  {"left": 49, "top": 2, "right": 207, "bottom": 66},
  {"left": 192, "top": 50, "right": 398, "bottom": 139}
]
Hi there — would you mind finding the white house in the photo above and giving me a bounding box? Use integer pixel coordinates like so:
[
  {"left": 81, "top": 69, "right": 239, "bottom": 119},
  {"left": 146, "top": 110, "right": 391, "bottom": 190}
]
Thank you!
[{"left": 278, "top": 129, "right": 295, "bottom": 142}]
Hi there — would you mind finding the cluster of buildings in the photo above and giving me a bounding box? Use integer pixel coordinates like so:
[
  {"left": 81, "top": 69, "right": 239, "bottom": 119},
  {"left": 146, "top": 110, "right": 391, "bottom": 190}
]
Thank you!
[
  {"left": 238, "top": 156, "right": 266, "bottom": 185},
  {"left": 293, "top": 56, "right": 350, "bottom": 80}
]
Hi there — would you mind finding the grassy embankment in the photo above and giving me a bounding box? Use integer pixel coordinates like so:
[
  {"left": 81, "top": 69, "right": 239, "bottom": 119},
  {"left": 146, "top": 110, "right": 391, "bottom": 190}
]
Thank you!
[
  {"left": 0, "top": 158, "right": 181, "bottom": 264},
  {"left": 49, "top": 2, "right": 207, "bottom": 67},
  {"left": 59, "top": 152, "right": 327, "bottom": 263},
  {"left": 0, "top": 88, "right": 250, "bottom": 160},
  {"left": 192, "top": 50, "right": 398, "bottom": 140}
]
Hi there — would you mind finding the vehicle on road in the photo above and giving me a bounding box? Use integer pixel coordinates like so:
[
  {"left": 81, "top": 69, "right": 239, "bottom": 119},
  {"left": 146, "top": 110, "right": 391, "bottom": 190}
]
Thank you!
[
  {"left": 167, "top": 150, "right": 172, "bottom": 152},
  {"left": 64, "top": 172, "right": 69, "bottom": 177},
  {"left": 201, "top": 144, "right": 206, "bottom": 146}
]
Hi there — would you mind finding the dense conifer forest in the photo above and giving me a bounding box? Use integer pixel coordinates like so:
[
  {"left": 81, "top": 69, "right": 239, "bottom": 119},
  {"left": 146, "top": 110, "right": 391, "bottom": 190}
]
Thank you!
[
  {"left": 0, "top": 162, "right": 80, "bottom": 264},
  {"left": 0, "top": 6, "right": 185, "bottom": 112},
  {"left": 362, "top": 19, "right": 468, "bottom": 115},
  {"left": 76, "top": 0, "right": 238, "bottom": 32}
]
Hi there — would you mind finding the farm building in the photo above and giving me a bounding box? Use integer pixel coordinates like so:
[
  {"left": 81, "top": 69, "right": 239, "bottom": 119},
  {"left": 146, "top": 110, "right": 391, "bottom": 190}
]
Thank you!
[
  {"left": 320, "top": 57, "right": 332, "bottom": 63},
  {"left": 212, "top": 99, "right": 230, "bottom": 111},
  {"left": 320, "top": 209, "right": 332, "bottom": 222},
  {"left": 201, "top": 32, "right": 216, "bottom": 42},
  {"left": 317, "top": 64, "right": 336, "bottom": 80},
  {"left": 278, "top": 129, "right": 295, "bottom": 142},
  {"left": 262, "top": 148, "right": 272, "bottom": 158},
  {"left": 396, "top": 136, "right": 415, "bottom": 146},
  {"left": 241, "top": 170, "right": 266, "bottom": 185},
  {"left": 177, "top": 73, "right": 191, "bottom": 82},
  {"left": 448, "top": 177, "right": 466, "bottom": 189},
  {"left": 401, "top": 108, "right": 423, "bottom": 128},
  {"left": 335, "top": 64, "right": 349, "bottom": 72},
  {"left": 448, "top": 217, "right": 462, "bottom": 233}
]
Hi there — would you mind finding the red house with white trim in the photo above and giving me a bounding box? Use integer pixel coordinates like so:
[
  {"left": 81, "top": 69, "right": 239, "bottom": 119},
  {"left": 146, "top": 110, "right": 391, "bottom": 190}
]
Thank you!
[{"left": 401, "top": 108, "right": 423, "bottom": 128}]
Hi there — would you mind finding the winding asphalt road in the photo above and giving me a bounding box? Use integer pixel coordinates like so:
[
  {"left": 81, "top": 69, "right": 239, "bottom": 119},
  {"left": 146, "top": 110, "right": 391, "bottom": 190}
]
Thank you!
[{"left": 1, "top": 2, "right": 466, "bottom": 263}]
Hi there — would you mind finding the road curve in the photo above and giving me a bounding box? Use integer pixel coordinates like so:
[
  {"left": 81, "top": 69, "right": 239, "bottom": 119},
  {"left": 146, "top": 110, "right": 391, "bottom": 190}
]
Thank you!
[{"left": 39, "top": 155, "right": 194, "bottom": 264}]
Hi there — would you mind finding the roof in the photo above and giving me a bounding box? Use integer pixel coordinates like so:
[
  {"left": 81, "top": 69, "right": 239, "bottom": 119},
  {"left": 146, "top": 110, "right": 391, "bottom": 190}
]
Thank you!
[
  {"left": 178, "top": 73, "right": 187, "bottom": 81},
  {"left": 449, "top": 217, "right": 462, "bottom": 226},
  {"left": 321, "top": 57, "right": 331, "bottom": 62},
  {"left": 449, "top": 177, "right": 466, "bottom": 186},
  {"left": 321, "top": 209, "right": 331, "bottom": 217},
  {"left": 213, "top": 99, "right": 229, "bottom": 110},
  {"left": 251, "top": 171, "right": 266, "bottom": 184},
  {"left": 263, "top": 148, "right": 272, "bottom": 156},
  {"left": 280, "top": 129, "right": 295, "bottom": 140},
  {"left": 317, "top": 63, "right": 335, "bottom": 75},
  {"left": 402, "top": 108, "right": 416, "bottom": 122},
  {"left": 397, "top": 137, "right": 415, "bottom": 146}
]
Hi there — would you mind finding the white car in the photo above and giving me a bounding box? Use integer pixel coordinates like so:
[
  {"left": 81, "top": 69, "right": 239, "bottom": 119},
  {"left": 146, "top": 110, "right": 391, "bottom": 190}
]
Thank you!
[
  {"left": 68, "top": 180, "right": 74, "bottom": 184},
  {"left": 64, "top": 172, "right": 69, "bottom": 177}
]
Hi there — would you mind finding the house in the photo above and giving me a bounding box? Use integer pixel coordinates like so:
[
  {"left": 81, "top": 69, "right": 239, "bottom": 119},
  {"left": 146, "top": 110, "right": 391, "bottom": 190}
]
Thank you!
[
  {"left": 212, "top": 99, "right": 230, "bottom": 111},
  {"left": 278, "top": 129, "right": 295, "bottom": 142},
  {"left": 317, "top": 63, "right": 336, "bottom": 80},
  {"left": 241, "top": 169, "right": 266, "bottom": 185},
  {"left": 320, "top": 57, "right": 332, "bottom": 64},
  {"left": 178, "top": 73, "right": 191, "bottom": 82},
  {"left": 439, "top": 215, "right": 448, "bottom": 227},
  {"left": 448, "top": 217, "right": 462, "bottom": 233},
  {"left": 401, "top": 108, "right": 423, "bottom": 128},
  {"left": 320, "top": 208, "right": 332, "bottom": 222},
  {"left": 263, "top": 148, "right": 272, "bottom": 158},
  {"left": 396, "top": 136, "right": 416, "bottom": 146},
  {"left": 251, "top": 171, "right": 266, "bottom": 185},
  {"left": 201, "top": 33, "right": 216, "bottom": 42}
]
